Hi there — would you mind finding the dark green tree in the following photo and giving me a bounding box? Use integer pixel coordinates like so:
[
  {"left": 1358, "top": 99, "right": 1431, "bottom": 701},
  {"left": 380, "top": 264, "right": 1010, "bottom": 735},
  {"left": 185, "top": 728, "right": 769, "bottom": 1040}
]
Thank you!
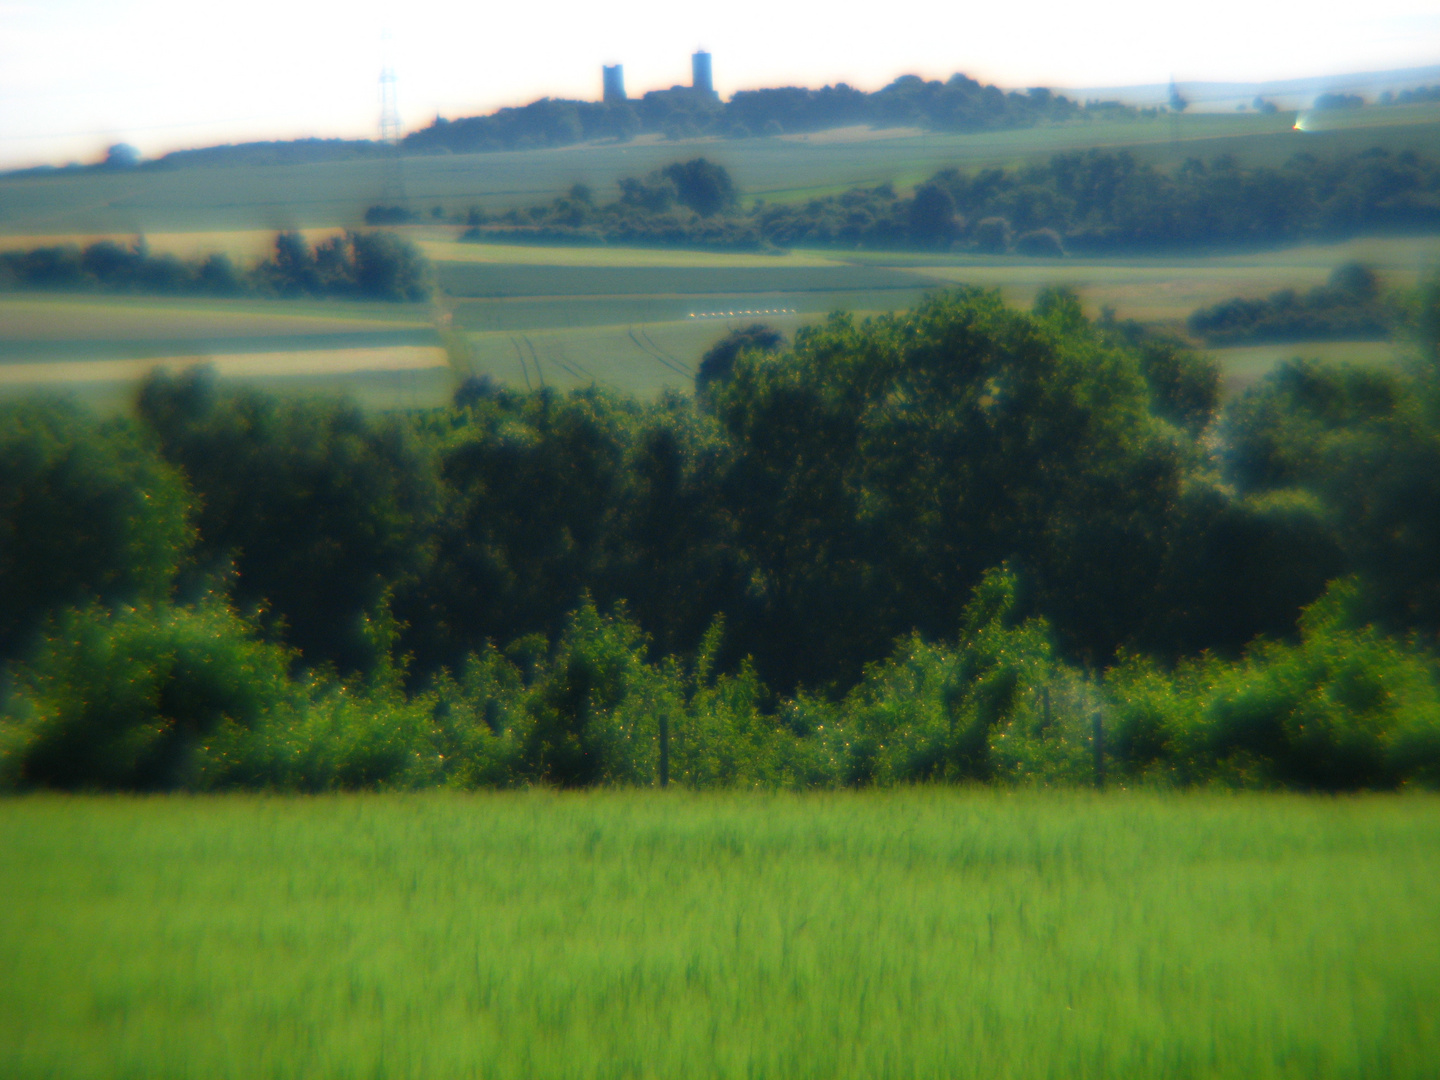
[
  {"left": 423, "top": 388, "right": 639, "bottom": 668},
  {"left": 695, "top": 324, "right": 785, "bottom": 405},
  {"left": 1218, "top": 355, "right": 1440, "bottom": 636},
  {"left": 908, "top": 182, "right": 961, "bottom": 247},
  {"left": 350, "top": 230, "right": 431, "bottom": 300},
  {"left": 137, "top": 368, "right": 441, "bottom": 674},
  {"left": 706, "top": 288, "right": 1210, "bottom": 686},
  {"left": 0, "top": 400, "right": 193, "bottom": 661}
]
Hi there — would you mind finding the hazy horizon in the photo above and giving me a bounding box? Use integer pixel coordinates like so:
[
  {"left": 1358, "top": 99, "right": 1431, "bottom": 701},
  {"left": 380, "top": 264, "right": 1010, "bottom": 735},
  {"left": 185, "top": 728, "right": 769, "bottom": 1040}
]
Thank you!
[{"left": 2, "top": 0, "right": 1438, "bottom": 170}]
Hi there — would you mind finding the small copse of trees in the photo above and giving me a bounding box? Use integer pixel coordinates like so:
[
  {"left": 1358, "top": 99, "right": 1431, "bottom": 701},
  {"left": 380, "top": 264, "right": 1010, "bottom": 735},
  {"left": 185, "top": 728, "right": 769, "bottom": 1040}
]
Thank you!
[
  {"left": 1188, "top": 262, "right": 1393, "bottom": 344},
  {"left": 467, "top": 146, "right": 1440, "bottom": 256},
  {"left": 0, "top": 231, "right": 431, "bottom": 302}
]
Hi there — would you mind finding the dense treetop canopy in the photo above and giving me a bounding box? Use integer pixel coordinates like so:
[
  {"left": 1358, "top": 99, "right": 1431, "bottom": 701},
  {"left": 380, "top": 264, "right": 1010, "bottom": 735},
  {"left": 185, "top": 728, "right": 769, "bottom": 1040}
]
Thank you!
[{"left": 3, "top": 284, "right": 1440, "bottom": 793}]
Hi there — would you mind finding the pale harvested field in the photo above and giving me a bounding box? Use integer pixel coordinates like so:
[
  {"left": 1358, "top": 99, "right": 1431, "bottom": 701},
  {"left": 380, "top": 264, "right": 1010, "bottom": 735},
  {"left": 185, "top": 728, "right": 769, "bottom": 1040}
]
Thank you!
[
  {"left": 1211, "top": 339, "right": 1403, "bottom": 394},
  {"left": 0, "top": 294, "right": 429, "bottom": 342},
  {"left": 419, "top": 239, "right": 844, "bottom": 269},
  {"left": 776, "top": 125, "right": 928, "bottom": 144},
  {"left": 0, "top": 346, "right": 447, "bottom": 386}
]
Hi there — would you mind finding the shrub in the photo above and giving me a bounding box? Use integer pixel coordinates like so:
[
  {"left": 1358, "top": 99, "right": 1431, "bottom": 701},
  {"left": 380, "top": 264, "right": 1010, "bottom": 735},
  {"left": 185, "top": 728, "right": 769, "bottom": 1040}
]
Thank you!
[
  {"left": 1014, "top": 228, "right": 1065, "bottom": 257},
  {"left": 208, "top": 681, "right": 444, "bottom": 793},
  {"left": 509, "top": 601, "right": 657, "bottom": 787},
  {"left": 1, "top": 600, "right": 298, "bottom": 791},
  {"left": 425, "top": 606, "right": 795, "bottom": 791},
  {"left": 836, "top": 565, "right": 1098, "bottom": 787},
  {"left": 1105, "top": 579, "right": 1440, "bottom": 790}
]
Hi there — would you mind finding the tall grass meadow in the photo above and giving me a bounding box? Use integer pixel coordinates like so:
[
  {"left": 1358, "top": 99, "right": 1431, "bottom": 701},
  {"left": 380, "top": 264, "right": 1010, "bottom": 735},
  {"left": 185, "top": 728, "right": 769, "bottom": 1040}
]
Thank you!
[{"left": 0, "top": 790, "right": 1435, "bottom": 1079}]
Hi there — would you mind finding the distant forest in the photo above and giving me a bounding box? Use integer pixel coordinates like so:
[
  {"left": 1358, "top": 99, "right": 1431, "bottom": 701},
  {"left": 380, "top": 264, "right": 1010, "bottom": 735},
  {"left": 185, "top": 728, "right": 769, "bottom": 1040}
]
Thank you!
[{"left": 469, "top": 146, "right": 1440, "bottom": 254}]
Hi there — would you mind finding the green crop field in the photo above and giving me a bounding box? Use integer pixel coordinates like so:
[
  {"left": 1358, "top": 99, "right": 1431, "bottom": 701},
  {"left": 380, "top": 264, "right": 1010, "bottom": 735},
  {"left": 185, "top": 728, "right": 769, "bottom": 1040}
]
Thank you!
[
  {"left": 432, "top": 234, "right": 1440, "bottom": 403},
  {"left": 3, "top": 104, "right": 1439, "bottom": 235},
  {"left": 0, "top": 791, "right": 1435, "bottom": 1079},
  {"left": 456, "top": 317, "right": 820, "bottom": 397},
  {"left": 436, "top": 260, "right": 927, "bottom": 299}
]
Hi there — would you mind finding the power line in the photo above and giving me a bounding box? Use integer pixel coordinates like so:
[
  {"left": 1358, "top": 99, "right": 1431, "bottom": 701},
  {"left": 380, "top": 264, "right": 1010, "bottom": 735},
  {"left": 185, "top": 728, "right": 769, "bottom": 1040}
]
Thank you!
[{"left": 378, "top": 64, "right": 406, "bottom": 206}]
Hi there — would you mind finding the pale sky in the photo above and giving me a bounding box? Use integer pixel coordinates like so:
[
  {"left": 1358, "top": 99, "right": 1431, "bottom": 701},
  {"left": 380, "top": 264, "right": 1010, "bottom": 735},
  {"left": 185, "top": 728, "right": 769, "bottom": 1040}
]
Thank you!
[{"left": 2, "top": 0, "right": 1438, "bottom": 168}]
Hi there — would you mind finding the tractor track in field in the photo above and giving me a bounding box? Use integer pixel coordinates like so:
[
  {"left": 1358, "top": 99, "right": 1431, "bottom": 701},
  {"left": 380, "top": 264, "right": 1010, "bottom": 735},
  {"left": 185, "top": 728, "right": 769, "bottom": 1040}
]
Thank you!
[
  {"left": 523, "top": 334, "right": 586, "bottom": 382},
  {"left": 628, "top": 327, "right": 691, "bottom": 379},
  {"left": 639, "top": 328, "right": 694, "bottom": 376},
  {"left": 508, "top": 336, "right": 533, "bottom": 390}
]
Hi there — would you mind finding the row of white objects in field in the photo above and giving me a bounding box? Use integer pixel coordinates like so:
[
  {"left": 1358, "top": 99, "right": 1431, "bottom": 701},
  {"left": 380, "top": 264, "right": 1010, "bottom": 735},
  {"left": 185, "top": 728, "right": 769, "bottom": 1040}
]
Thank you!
[{"left": 688, "top": 309, "right": 797, "bottom": 319}]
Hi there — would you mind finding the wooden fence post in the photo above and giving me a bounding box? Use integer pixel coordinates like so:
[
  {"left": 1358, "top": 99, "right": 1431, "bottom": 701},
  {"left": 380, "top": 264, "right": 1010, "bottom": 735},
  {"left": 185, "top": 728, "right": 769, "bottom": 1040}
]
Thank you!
[{"left": 1092, "top": 710, "right": 1105, "bottom": 791}]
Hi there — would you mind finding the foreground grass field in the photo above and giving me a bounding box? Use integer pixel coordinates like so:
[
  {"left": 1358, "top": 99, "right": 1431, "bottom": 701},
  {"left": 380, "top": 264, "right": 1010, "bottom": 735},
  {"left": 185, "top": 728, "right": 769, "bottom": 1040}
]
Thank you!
[{"left": 1, "top": 792, "right": 1436, "bottom": 1079}]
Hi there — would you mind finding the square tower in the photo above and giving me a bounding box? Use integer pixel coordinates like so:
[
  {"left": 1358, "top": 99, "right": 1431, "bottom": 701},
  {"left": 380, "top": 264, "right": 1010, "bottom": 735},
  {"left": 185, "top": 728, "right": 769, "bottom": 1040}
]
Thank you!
[
  {"left": 691, "top": 51, "right": 713, "bottom": 96},
  {"left": 602, "top": 64, "right": 626, "bottom": 103}
]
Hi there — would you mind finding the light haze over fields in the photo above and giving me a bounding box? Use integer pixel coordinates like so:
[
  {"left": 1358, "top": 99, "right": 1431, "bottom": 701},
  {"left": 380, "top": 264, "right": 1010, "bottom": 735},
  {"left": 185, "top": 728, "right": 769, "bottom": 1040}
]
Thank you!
[{"left": 2, "top": 0, "right": 1438, "bottom": 169}]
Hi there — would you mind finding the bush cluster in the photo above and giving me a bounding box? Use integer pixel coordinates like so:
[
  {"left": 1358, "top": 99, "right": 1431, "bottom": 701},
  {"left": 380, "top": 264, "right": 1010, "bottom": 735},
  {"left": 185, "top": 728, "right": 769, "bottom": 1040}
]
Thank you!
[
  {"left": 4, "top": 570, "right": 1435, "bottom": 794},
  {"left": 1188, "top": 262, "right": 1393, "bottom": 344}
]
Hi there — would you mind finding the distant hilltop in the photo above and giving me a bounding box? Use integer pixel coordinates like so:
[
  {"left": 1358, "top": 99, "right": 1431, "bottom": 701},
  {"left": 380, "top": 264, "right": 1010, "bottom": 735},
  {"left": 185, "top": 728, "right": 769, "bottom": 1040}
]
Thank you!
[
  {"left": 1064, "top": 63, "right": 1440, "bottom": 113},
  {"left": 6, "top": 68, "right": 1120, "bottom": 175},
  {"left": 7, "top": 61, "right": 1440, "bottom": 177}
]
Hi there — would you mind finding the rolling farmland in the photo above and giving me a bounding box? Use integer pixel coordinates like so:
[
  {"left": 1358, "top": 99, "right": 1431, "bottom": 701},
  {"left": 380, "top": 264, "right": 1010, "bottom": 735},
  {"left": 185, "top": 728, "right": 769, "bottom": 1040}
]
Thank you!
[
  {"left": 432, "top": 234, "right": 1437, "bottom": 397},
  {"left": 1, "top": 230, "right": 1433, "bottom": 406},
  {"left": 2, "top": 100, "right": 1438, "bottom": 407}
]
